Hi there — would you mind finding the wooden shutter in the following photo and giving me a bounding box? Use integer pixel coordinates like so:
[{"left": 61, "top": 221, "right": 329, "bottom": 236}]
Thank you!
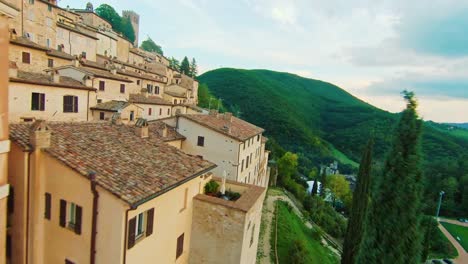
[
  {"left": 176, "top": 233, "right": 184, "bottom": 258},
  {"left": 75, "top": 205, "right": 82, "bottom": 235},
  {"left": 59, "top": 199, "right": 66, "bottom": 227},
  {"left": 40, "top": 93, "right": 45, "bottom": 111},
  {"left": 22, "top": 52, "right": 30, "bottom": 63},
  {"left": 45, "top": 193, "right": 51, "bottom": 219},
  {"left": 73, "top": 96, "right": 78, "bottom": 113},
  {"left": 63, "top": 96, "right": 69, "bottom": 112},
  {"left": 8, "top": 186, "right": 14, "bottom": 214},
  {"left": 146, "top": 208, "right": 154, "bottom": 237},
  {"left": 128, "top": 217, "right": 136, "bottom": 249}
]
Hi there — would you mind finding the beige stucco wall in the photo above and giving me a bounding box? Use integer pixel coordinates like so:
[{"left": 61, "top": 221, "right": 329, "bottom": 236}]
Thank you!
[
  {"left": 238, "top": 135, "right": 263, "bottom": 185},
  {"left": 136, "top": 103, "right": 172, "bottom": 121},
  {"left": 8, "top": 82, "right": 92, "bottom": 123},
  {"left": 21, "top": 1, "right": 57, "bottom": 49},
  {"left": 128, "top": 51, "right": 145, "bottom": 66},
  {"left": 116, "top": 36, "right": 131, "bottom": 63},
  {"left": 125, "top": 174, "right": 212, "bottom": 264},
  {"left": 90, "top": 104, "right": 142, "bottom": 124},
  {"left": 9, "top": 44, "right": 72, "bottom": 73},
  {"left": 166, "top": 140, "right": 183, "bottom": 149},
  {"left": 96, "top": 31, "right": 117, "bottom": 58},
  {"left": 56, "top": 26, "right": 97, "bottom": 62},
  {"left": 93, "top": 77, "right": 133, "bottom": 102},
  {"left": 239, "top": 191, "right": 265, "bottom": 263},
  {"left": 177, "top": 118, "right": 240, "bottom": 180}
]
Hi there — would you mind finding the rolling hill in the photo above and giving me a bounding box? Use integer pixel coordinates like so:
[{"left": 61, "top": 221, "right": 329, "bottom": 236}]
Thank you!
[{"left": 198, "top": 68, "right": 468, "bottom": 215}]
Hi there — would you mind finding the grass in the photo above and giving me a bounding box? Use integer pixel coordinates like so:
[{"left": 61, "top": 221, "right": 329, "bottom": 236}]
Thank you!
[
  {"left": 429, "top": 227, "right": 458, "bottom": 259},
  {"left": 441, "top": 222, "right": 468, "bottom": 252},
  {"left": 330, "top": 146, "right": 359, "bottom": 167},
  {"left": 275, "top": 201, "right": 338, "bottom": 264}
]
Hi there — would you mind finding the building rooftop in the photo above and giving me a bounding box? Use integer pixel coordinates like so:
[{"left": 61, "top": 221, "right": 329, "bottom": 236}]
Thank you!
[
  {"left": 46, "top": 49, "right": 75, "bottom": 60},
  {"left": 10, "top": 70, "right": 96, "bottom": 91},
  {"left": 90, "top": 101, "right": 133, "bottom": 112},
  {"left": 129, "top": 94, "right": 173, "bottom": 105},
  {"left": 148, "top": 121, "right": 186, "bottom": 142},
  {"left": 179, "top": 113, "right": 264, "bottom": 141},
  {"left": 165, "top": 85, "right": 188, "bottom": 98},
  {"left": 10, "top": 122, "right": 216, "bottom": 206},
  {"left": 10, "top": 37, "right": 49, "bottom": 51}
]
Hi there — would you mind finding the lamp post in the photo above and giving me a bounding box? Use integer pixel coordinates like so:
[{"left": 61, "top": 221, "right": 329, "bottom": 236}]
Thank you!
[{"left": 436, "top": 191, "right": 445, "bottom": 220}]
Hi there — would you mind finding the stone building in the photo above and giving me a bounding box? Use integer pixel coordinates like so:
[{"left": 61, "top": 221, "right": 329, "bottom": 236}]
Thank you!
[{"left": 122, "top": 10, "right": 140, "bottom": 47}]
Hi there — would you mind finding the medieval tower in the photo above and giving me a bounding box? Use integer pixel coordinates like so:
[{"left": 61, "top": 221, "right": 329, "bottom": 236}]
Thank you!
[{"left": 122, "top": 10, "right": 140, "bottom": 47}]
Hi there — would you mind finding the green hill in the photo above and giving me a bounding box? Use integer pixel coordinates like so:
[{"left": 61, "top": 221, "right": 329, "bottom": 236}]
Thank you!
[{"left": 198, "top": 68, "right": 468, "bottom": 216}]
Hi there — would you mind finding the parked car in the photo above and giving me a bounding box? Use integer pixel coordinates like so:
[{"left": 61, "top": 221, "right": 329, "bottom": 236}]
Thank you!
[
  {"left": 458, "top": 218, "right": 468, "bottom": 223},
  {"left": 442, "top": 259, "right": 453, "bottom": 264}
]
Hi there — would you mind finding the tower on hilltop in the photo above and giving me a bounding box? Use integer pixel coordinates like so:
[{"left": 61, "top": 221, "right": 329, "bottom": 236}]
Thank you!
[{"left": 122, "top": 10, "right": 140, "bottom": 47}]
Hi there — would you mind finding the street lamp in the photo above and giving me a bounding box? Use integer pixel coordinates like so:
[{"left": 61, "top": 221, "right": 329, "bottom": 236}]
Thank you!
[{"left": 436, "top": 191, "right": 445, "bottom": 219}]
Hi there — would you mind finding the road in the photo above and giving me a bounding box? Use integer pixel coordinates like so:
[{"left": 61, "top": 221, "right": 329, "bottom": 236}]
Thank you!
[{"left": 437, "top": 221, "right": 467, "bottom": 264}]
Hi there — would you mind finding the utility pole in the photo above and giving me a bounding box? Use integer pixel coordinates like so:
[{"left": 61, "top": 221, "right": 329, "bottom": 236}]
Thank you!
[{"left": 436, "top": 191, "right": 445, "bottom": 219}]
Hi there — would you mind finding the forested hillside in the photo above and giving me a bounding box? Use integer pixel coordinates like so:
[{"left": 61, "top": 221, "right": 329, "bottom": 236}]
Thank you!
[{"left": 198, "top": 68, "right": 468, "bottom": 216}]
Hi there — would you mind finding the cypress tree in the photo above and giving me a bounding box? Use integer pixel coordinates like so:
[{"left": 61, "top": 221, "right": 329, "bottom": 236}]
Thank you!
[
  {"left": 311, "top": 178, "right": 318, "bottom": 196},
  {"left": 357, "top": 91, "right": 424, "bottom": 264},
  {"left": 341, "top": 139, "right": 373, "bottom": 264},
  {"left": 180, "top": 56, "right": 191, "bottom": 76},
  {"left": 319, "top": 169, "right": 327, "bottom": 198}
]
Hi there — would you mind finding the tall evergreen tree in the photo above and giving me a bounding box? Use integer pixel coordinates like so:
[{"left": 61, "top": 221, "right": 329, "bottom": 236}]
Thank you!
[
  {"left": 341, "top": 139, "right": 373, "bottom": 264},
  {"left": 190, "top": 58, "right": 198, "bottom": 77},
  {"left": 180, "top": 56, "right": 191, "bottom": 75},
  {"left": 357, "top": 91, "right": 424, "bottom": 263},
  {"left": 311, "top": 178, "right": 318, "bottom": 196},
  {"left": 319, "top": 169, "right": 327, "bottom": 197}
]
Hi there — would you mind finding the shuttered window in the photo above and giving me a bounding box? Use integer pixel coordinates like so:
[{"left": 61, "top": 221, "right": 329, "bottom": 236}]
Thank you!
[
  {"left": 197, "top": 136, "right": 204, "bottom": 147},
  {"left": 128, "top": 217, "right": 136, "bottom": 249},
  {"left": 31, "top": 93, "right": 45, "bottom": 111},
  {"left": 8, "top": 186, "right": 14, "bottom": 214},
  {"left": 176, "top": 233, "right": 184, "bottom": 259},
  {"left": 59, "top": 199, "right": 66, "bottom": 227},
  {"left": 127, "top": 208, "right": 155, "bottom": 249},
  {"left": 75, "top": 205, "right": 82, "bottom": 235},
  {"left": 246, "top": 156, "right": 249, "bottom": 168},
  {"left": 45, "top": 193, "right": 51, "bottom": 220},
  {"left": 167, "top": 109, "right": 170, "bottom": 115},
  {"left": 99, "top": 112, "right": 105, "bottom": 120},
  {"left": 22, "top": 52, "right": 31, "bottom": 64},
  {"left": 155, "top": 86, "right": 160, "bottom": 94},
  {"left": 159, "top": 108, "right": 162, "bottom": 115},
  {"left": 99, "top": 81, "right": 105, "bottom": 91},
  {"left": 146, "top": 208, "right": 154, "bottom": 237},
  {"left": 120, "top": 84, "right": 125, "bottom": 93},
  {"left": 48, "top": 59, "right": 54, "bottom": 68},
  {"left": 63, "top": 95, "right": 78, "bottom": 113},
  {"left": 59, "top": 199, "right": 82, "bottom": 235},
  {"left": 148, "top": 108, "right": 152, "bottom": 116}
]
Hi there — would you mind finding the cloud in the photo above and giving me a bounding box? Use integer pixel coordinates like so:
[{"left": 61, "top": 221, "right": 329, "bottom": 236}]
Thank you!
[{"left": 270, "top": 4, "right": 298, "bottom": 25}]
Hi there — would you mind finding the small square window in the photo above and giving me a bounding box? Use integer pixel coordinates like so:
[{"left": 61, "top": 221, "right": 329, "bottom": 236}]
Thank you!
[
  {"left": 99, "top": 112, "right": 105, "bottom": 120},
  {"left": 99, "top": 81, "right": 105, "bottom": 91},
  {"left": 120, "top": 84, "right": 125, "bottom": 94},
  {"left": 48, "top": 59, "right": 54, "bottom": 68},
  {"left": 197, "top": 136, "right": 204, "bottom": 147},
  {"left": 22, "top": 52, "right": 31, "bottom": 64}
]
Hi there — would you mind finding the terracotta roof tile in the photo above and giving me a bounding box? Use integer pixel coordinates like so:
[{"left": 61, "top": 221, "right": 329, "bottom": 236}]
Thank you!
[
  {"left": 10, "top": 71, "right": 96, "bottom": 91},
  {"left": 90, "top": 101, "right": 132, "bottom": 112},
  {"left": 129, "top": 94, "right": 173, "bottom": 105},
  {"left": 81, "top": 66, "right": 133, "bottom": 83},
  {"left": 165, "top": 85, "right": 188, "bottom": 98},
  {"left": 46, "top": 49, "right": 75, "bottom": 60},
  {"left": 10, "top": 37, "right": 49, "bottom": 51},
  {"left": 179, "top": 113, "right": 265, "bottom": 141},
  {"left": 148, "top": 121, "right": 186, "bottom": 142},
  {"left": 9, "top": 122, "right": 216, "bottom": 205}
]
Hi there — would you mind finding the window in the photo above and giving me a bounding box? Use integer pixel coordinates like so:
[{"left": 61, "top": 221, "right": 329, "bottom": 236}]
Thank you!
[
  {"left": 127, "top": 208, "right": 154, "bottom": 249},
  {"left": 99, "top": 81, "right": 105, "bottom": 91},
  {"left": 120, "top": 84, "right": 125, "bottom": 94},
  {"left": 99, "top": 112, "right": 105, "bottom": 120},
  {"left": 48, "top": 59, "right": 54, "bottom": 68},
  {"left": 45, "top": 193, "right": 51, "bottom": 220},
  {"left": 167, "top": 109, "right": 170, "bottom": 115},
  {"left": 22, "top": 52, "right": 31, "bottom": 64},
  {"left": 176, "top": 233, "right": 184, "bottom": 259},
  {"left": 6, "top": 235, "right": 11, "bottom": 259},
  {"left": 97, "top": 99, "right": 102, "bottom": 103},
  {"left": 257, "top": 135, "right": 260, "bottom": 141},
  {"left": 159, "top": 108, "right": 162, "bottom": 116},
  {"left": 241, "top": 160, "right": 244, "bottom": 172},
  {"left": 46, "top": 38, "right": 51, "bottom": 48},
  {"left": 130, "top": 111, "right": 134, "bottom": 121},
  {"left": 250, "top": 153, "right": 253, "bottom": 164},
  {"left": 155, "top": 86, "right": 160, "bottom": 94},
  {"left": 31, "top": 93, "right": 45, "bottom": 111},
  {"left": 29, "top": 0, "right": 34, "bottom": 4},
  {"left": 197, "top": 136, "right": 204, "bottom": 147},
  {"left": 137, "top": 80, "right": 140, "bottom": 85},
  {"left": 81, "top": 52, "right": 86, "bottom": 59},
  {"left": 48, "top": 4, "right": 52, "bottom": 11},
  {"left": 59, "top": 199, "right": 82, "bottom": 234},
  {"left": 63, "top": 95, "right": 78, "bottom": 113},
  {"left": 148, "top": 108, "right": 152, "bottom": 116},
  {"left": 57, "top": 44, "right": 63, "bottom": 51},
  {"left": 246, "top": 156, "right": 249, "bottom": 168},
  {"left": 174, "top": 99, "right": 178, "bottom": 104},
  {"left": 147, "top": 84, "right": 153, "bottom": 93},
  {"left": 243, "top": 143, "right": 245, "bottom": 150}
]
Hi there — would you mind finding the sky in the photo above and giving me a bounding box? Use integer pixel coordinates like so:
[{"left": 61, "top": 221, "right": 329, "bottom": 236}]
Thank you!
[{"left": 59, "top": 0, "right": 468, "bottom": 123}]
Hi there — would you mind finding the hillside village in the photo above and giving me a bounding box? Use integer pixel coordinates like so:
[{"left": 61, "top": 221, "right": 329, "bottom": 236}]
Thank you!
[{"left": 0, "top": 1, "right": 270, "bottom": 263}]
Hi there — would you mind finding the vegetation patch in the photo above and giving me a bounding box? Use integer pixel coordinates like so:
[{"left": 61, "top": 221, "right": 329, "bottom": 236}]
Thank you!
[
  {"left": 441, "top": 222, "right": 468, "bottom": 252},
  {"left": 275, "top": 201, "right": 338, "bottom": 264}
]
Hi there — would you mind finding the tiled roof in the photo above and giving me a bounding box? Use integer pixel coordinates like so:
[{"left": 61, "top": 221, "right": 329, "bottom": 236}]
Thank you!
[
  {"left": 148, "top": 121, "right": 186, "bottom": 142},
  {"left": 117, "top": 69, "right": 165, "bottom": 83},
  {"left": 80, "top": 59, "right": 108, "bottom": 70},
  {"left": 179, "top": 113, "right": 265, "bottom": 141},
  {"left": 10, "top": 71, "right": 96, "bottom": 91},
  {"left": 90, "top": 101, "right": 132, "bottom": 112},
  {"left": 129, "top": 94, "right": 173, "bottom": 105},
  {"left": 10, "top": 122, "right": 216, "bottom": 206},
  {"left": 165, "top": 85, "right": 187, "bottom": 98},
  {"left": 46, "top": 49, "right": 75, "bottom": 60},
  {"left": 57, "top": 21, "right": 99, "bottom": 40},
  {"left": 81, "top": 66, "right": 133, "bottom": 83},
  {"left": 10, "top": 37, "right": 49, "bottom": 51}
]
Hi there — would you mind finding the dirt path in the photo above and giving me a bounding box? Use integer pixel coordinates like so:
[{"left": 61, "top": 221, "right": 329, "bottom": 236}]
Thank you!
[
  {"left": 257, "top": 190, "right": 340, "bottom": 264},
  {"left": 438, "top": 223, "right": 467, "bottom": 264},
  {"left": 440, "top": 218, "right": 468, "bottom": 228}
]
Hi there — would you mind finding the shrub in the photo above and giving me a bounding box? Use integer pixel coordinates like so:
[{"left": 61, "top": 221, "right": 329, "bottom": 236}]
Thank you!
[{"left": 204, "top": 180, "right": 219, "bottom": 194}]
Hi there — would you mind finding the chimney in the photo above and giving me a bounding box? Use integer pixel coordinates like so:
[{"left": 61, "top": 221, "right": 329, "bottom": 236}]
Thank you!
[
  {"left": 135, "top": 118, "right": 149, "bottom": 138},
  {"left": 9, "top": 61, "right": 18, "bottom": 78},
  {"left": 141, "top": 88, "right": 148, "bottom": 98},
  {"left": 162, "top": 124, "right": 168, "bottom": 137},
  {"left": 29, "top": 120, "right": 51, "bottom": 149},
  {"left": 83, "top": 75, "right": 92, "bottom": 87},
  {"left": 52, "top": 70, "right": 60, "bottom": 83},
  {"left": 224, "top": 112, "right": 233, "bottom": 122}
]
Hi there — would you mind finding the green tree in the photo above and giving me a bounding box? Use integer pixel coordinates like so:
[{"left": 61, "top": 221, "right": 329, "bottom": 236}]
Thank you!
[
  {"left": 140, "top": 37, "right": 163, "bottom": 55},
  {"left": 319, "top": 169, "right": 327, "bottom": 197},
  {"left": 277, "top": 152, "right": 298, "bottom": 186},
  {"left": 341, "top": 139, "right": 373, "bottom": 264},
  {"left": 95, "top": 4, "right": 135, "bottom": 43},
  {"left": 290, "top": 239, "right": 308, "bottom": 264},
  {"left": 180, "top": 56, "right": 191, "bottom": 75},
  {"left": 308, "top": 167, "right": 318, "bottom": 180},
  {"left": 120, "top": 17, "right": 136, "bottom": 43},
  {"left": 311, "top": 179, "right": 318, "bottom": 196},
  {"left": 357, "top": 91, "right": 424, "bottom": 263},
  {"left": 327, "top": 174, "right": 351, "bottom": 207},
  {"left": 169, "top": 57, "right": 180, "bottom": 70},
  {"left": 460, "top": 174, "right": 468, "bottom": 215},
  {"left": 190, "top": 58, "right": 198, "bottom": 77}
]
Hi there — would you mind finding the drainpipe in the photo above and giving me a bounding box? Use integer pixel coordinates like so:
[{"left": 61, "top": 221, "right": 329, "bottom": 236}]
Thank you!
[
  {"left": 89, "top": 172, "right": 99, "bottom": 264},
  {"left": 87, "top": 90, "right": 90, "bottom": 121},
  {"left": 122, "top": 205, "right": 137, "bottom": 264}
]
